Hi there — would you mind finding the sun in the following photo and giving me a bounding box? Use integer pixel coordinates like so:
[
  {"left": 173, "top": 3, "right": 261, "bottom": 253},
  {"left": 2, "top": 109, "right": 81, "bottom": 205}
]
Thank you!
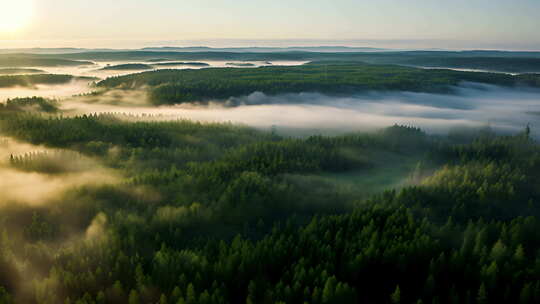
[{"left": 0, "top": 0, "right": 33, "bottom": 32}]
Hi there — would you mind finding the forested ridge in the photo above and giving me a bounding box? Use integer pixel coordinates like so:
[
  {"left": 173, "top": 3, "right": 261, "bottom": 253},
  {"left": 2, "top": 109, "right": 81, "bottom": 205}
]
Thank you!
[
  {"left": 100, "top": 64, "right": 154, "bottom": 71},
  {"left": 0, "top": 74, "right": 96, "bottom": 88},
  {"left": 4, "top": 50, "right": 540, "bottom": 72},
  {"left": 0, "top": 68, "right": 45, "bottom": 75},
  {"left": 96, "top": 62, "right": 540, "bottom": 105},
  {"left": 151, "top": 62, "right": 210, "bottom": 67},
  {"left": 404, "top": 57, "right": 540, "bottom": 73},
  {"left": 0, "top": 56, "right": 93, "bottom": 68},
  {"left": 0, "top": 100, "right": 539, "bottom": 303}
]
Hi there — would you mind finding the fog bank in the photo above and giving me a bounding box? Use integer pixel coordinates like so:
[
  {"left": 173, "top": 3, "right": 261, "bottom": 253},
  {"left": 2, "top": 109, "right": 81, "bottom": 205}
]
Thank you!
[
  {"left": 0, "top": 137, "right": 119, "bottom": 206},
  {"left": 59, "top": 83, "right": 540, "bottom": 137}
]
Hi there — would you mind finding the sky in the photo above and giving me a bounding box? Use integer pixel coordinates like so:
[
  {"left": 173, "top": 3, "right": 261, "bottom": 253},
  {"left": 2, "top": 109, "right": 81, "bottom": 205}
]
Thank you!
[{"left": 0, "top": 0, "right": 539, "bottom": 50}]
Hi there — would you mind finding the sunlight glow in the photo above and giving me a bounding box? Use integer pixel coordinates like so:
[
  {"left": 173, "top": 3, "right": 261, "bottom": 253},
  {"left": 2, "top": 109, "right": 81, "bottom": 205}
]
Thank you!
[{"left": 0, "top": 0, "right": 33, "bottom": 32}]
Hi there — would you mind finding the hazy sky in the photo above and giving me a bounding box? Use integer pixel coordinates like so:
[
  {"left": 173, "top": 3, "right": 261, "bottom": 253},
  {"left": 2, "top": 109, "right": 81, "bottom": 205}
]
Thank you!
[{"left": 1, "top": 0, "right": 539, "bottom": 49}]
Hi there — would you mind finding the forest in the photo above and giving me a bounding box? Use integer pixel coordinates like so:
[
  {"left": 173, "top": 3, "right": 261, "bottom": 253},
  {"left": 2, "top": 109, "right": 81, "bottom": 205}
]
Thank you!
[
  {"left": 151, "top": 62, "right": 210, "bottom": 67},
  {"left": 0, "top": 94, "right": 538, "bottom": 303},
  {"left": 2, "top": 49, "right": 540, "bottom": 72},
  {"left": 404, "top": 57, "right": 540, "bottom": 73},
  {"left": 100, "top": 64, "right": 154, "bottom": 71},
  {"left": 3, "top": 49, "right": 540, "bottom": 72},
  {"left": 96, "top": 62, "right": 540, "bottom": 105},
  {"left": 0, "top": 74, "right": 96, "bottom": 88},
  {"left": 2, "top": 0, "right": 540, "bottom": 301},
  {"left": 0, "top": 56, "right": 93, "bottom": 68},
  {"left": 0, "top": 68, "right": 45, "bottom": 75}
]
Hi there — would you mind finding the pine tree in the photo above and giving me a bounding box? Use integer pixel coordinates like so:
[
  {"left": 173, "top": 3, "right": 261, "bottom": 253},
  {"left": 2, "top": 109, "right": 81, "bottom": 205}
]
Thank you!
[
  {"left": 391, "top": 285, "right": 401, "bottom": 304},
  {"left": 128, "top": 290, "right": 140, "bottom": 304},
  {"left": 477, "top": 283, "right": 487, "bottom": 304},
  {"left": 520, "top": 283, "right": 532, "bottom": 304},
  {"left": 160, "top": 294, "right": 168, "bottom": 304},
  {"left": 322, "top": 277, "right": 337, "bottom": 304},
  {"left": 186, "top": 284, "right": 196, "bottom": 304}
]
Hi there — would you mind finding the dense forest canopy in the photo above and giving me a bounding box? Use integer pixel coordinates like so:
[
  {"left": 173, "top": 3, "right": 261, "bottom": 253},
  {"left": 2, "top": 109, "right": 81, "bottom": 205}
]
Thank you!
[
  {"left": 0, "top": 97, "right": 59, "bottom": 113},
  {"left": 0, "top": 47, "right": 539, "bottom": 303},
  {"left": 1, "top": 0, "right": 540, "bottom": 300},
  {"left": 0, "top": 94, "right": 539, "bottom": 303},
  {"left": 152, "top": 62, "right": 210, "bottom": 67},
  {"left": 96, "top": 62, "right": 540, "bottom": 105},
  {"left": 0, "top": 74, "right": 97, "bottom": 88},
  {"left": 99, "top": 64, "right": 154, "bottom": 71}
]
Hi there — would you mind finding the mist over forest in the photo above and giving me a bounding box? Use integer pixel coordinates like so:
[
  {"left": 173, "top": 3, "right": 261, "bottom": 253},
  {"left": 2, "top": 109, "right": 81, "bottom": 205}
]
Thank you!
[{"left": 0, "top": 41, "right": 539, "bottom": 304}]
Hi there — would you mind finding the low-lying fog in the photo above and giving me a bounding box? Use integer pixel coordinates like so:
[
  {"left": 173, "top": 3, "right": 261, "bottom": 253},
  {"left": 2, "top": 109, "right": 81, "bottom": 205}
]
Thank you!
[
  {"left": 8, "top": 60, "right": 307, "bottom": 79},
  {"left": 417, "top": 66, "right": 521, "bottom": 75},
  {"left": 0, "top": 80, "right": 93, "bottom": 100},
  {"left": 0, "top": 137, "right": 118, "bottom": 206},
  {"left": 1, "top": 59, "right": 539, "bottom": 138},
  {"left": 56, "top": 83, "right": 540, "bottom": 137},
  {"left": 0, "top": 60, "right": 307, "bottom": 99}
]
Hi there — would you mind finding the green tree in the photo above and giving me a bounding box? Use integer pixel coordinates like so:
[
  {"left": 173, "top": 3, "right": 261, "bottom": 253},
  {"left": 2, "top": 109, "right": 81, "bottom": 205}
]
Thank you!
[
  {"left": 391, "top": 285, "right": 401, "bottom": 304},
  {"left": 477, "top": 283, "right": 487, "bottom": 304},
  {"left": 128, "top": 290, "right": 140, "bottom": 304}
]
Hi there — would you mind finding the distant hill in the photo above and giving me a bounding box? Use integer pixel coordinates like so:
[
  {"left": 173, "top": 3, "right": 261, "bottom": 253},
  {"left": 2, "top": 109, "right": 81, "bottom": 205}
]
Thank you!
[
  {"left": 3, "top": 49, "right": 540, "bottom": 73},
  {"left": 226, "top": 62, "right": 256, "bottom": 67},
  {"left": 0, "top": 56, "right": 94, "bottom": 67},
  {"left": 0, "top": 48, "right": 123, "bottom": 54},
  {"left": 97, "top": 61, "right": 540, "bottom": 105},
  {"left": 140, "top": 46, "right": 389, "bottom": 53},
  {"left": 146, "top": 58, "right": 172, "bottom": 62},
  {"left": 0, "top": 46, "right": 388, "bottom": 55},
  {"left": 99, "top": 63, "right": 154, "bottom": 71},
  {"left": 0, "top": 68, "right": 46, "bottom": 75},
  {"left": 0, "top": 74, "right": 97, "bottom": 88},
  {"left": 152, "top": 62, "right": 210, "bottom": 67}
]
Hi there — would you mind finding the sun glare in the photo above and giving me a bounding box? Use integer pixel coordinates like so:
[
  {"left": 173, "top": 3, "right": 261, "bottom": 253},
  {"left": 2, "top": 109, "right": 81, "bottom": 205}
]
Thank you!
[{"left": 0, "top": 0, "right": 33, "bottom": 32}]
